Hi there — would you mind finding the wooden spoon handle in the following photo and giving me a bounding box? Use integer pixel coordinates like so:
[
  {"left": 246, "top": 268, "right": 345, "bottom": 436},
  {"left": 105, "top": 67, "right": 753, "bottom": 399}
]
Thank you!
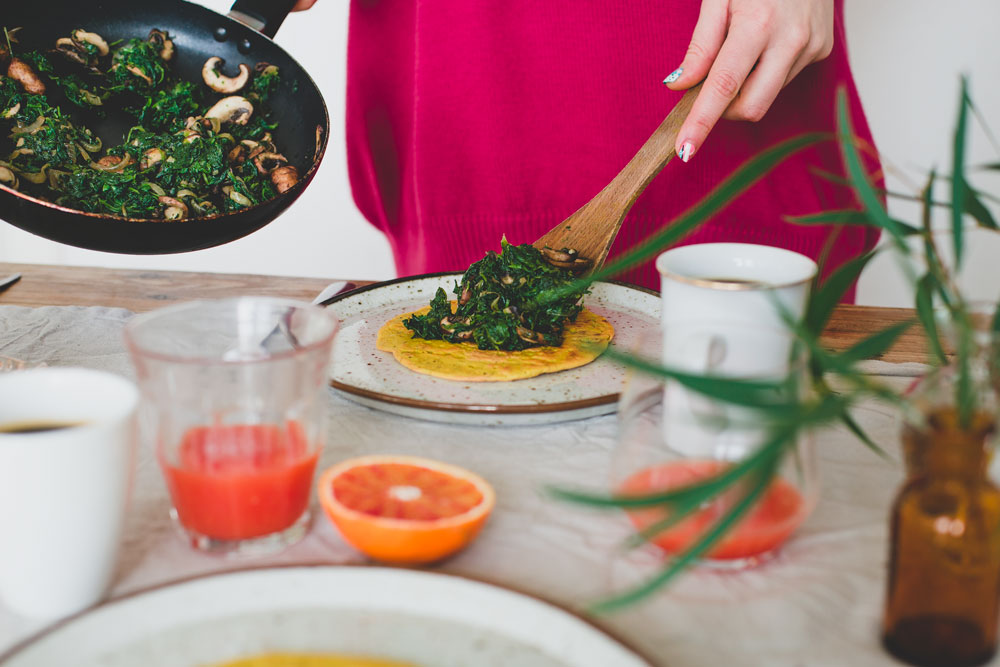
[
  {"left": 532, "top": 83, "right": 702, "bottom": 270},
  {"left": 595, "top": 82, "right": 702, "bottom": 215}
]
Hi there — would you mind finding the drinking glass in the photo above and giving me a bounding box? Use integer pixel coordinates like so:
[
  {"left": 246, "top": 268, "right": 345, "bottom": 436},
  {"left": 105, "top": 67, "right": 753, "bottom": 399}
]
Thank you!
[
  {"left": 609, "top": 322, "right": 819, "bottom": 573},
  {"left": 125, "top": 297, "right": 338, "bottom": 556}
]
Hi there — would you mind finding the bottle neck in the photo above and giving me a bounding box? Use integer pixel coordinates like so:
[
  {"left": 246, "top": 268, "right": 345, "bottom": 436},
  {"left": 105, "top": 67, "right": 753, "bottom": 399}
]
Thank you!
[{"left": 903, "top": 406, "right": 995, "bottom": 479}]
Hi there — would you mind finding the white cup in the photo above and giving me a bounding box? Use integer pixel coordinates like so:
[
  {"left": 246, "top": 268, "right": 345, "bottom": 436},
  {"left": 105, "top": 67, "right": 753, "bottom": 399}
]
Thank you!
[
  {"left": 0, "top": 368, "right": 138, "bottom": 619},
  {"left": 655, "top": 244, "right": 817, "bottom": 457},
  {"left": 656, "top": 242, "right": 817, "bottom": 335}
]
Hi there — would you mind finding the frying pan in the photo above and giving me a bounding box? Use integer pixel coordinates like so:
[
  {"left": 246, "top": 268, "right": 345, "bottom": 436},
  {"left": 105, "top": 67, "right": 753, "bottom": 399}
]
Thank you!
[{"left": 0, "top": 0, "right": 329, "bottom": 254}]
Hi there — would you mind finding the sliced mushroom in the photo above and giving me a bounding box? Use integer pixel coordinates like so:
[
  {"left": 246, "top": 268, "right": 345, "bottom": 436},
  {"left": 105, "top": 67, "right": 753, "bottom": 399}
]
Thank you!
[
  {"left": 459, "top": 287, "right": 472, "bottom": 306},
  {"left": 541, "top": 246, "right": 575, "bottom": 263},
  {"left": 148, "top": 29, "right": 174, "bottom": 61},
  {"left": 158, "top": 196, "right": 188, "bottom": 220},
  {"left": 270, "top": 165, "right": 299, "bottom": 194},
  {"left": 1, "top": 102, "right": 20, "bottom": 119},
  {"left": 55, "top": 37, "right": 91, "bottom": 66},
  {"left": 546, "top": 257, "right": 592, "bottom": 272},
  {"left": 202, "top": 57, "right": 250, "bottom": 93},
  {"left": 516, "top": 326, "right": 545, "bottom": 345},
  {"left": 7, "top": 58, "right": 45, "bottom": 95},
  {"left": 91, "top": 153, "right": 134, "bottom": 172},
  {"left": 255, "top": 62, "right": 279, "bottom": 77},
  {"left": 72, "top": 30, "right": 109, "bottom": 57},
  {"left": 140, "top": 148, "right": 165, "bottom": 170},
  {"left": 227, "top": 144, "right": 248, "bottom": 165},
  {"left": 0, "top": 165, "right": 18, "bottom": 190},
  {"left": 126, "top": 65, "right": 153, "bottom": 86},
  {"left": 204, "top": 96, "right": 254, "bottom": 125},
  {"left": 252, "top": 151, "right": 288, "bottom": 175}
]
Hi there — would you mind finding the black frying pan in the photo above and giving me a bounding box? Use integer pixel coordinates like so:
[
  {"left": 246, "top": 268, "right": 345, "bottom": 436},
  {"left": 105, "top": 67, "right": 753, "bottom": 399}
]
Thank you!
[{"left": 0, "top": 0, "right": 328, "bottom": 254}]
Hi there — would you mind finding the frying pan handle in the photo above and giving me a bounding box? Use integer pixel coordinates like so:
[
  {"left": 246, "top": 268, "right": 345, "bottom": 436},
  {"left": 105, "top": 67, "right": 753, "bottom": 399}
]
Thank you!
[{"left": 228, "top": 0, "right": 299, "bottom": 39}]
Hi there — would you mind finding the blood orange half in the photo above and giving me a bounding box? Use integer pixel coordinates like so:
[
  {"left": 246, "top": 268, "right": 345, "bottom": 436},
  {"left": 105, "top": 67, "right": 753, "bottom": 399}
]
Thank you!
[{"left": 318, "top": 455, "right": 495, "bottom": 564}]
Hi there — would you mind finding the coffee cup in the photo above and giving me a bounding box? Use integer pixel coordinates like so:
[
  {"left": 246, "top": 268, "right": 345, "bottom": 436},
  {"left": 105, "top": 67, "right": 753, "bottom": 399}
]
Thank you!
[
  {"left": 655, "top": 243, "right": 817, "bottom": 457},
  {"left": 0, "top": 368, "right": 138, "bottom": 619}
]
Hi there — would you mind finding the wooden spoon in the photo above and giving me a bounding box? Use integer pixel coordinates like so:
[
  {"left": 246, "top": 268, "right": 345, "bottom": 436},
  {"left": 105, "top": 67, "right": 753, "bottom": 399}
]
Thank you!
[{"left": 532, "top": 83, "right": 702, "bottom": 272}]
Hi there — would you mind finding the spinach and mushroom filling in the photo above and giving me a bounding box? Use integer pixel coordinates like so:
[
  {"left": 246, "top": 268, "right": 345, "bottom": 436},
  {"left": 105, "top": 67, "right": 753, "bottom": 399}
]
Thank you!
[
  {"left": 0, "top": 26, "right": 297, "bottom": 218},
  {"left": 403, "top": 240, "right": 591, "bottom": 351}
]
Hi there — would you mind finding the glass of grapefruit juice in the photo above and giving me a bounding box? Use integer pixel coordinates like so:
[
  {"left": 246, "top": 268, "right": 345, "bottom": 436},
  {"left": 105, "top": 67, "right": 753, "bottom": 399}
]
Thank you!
[
  {"left": 126, "top": 297, "right": 338, "bottom": 556},
  {"left": 610, "top": 323, "right": 819, "bottom": 571}
]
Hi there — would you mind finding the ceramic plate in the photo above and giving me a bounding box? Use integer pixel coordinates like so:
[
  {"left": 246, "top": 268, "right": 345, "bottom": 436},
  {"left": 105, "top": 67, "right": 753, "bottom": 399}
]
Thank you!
[
  {"left": 0, "top": 567, "right": 652, "bottom": 667},
  {"left": 324, "top": 273, "right": 661, "bottom": 425}
]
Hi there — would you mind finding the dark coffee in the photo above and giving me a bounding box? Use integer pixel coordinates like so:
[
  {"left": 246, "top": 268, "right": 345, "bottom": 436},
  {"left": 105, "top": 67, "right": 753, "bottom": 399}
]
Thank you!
[{"left": 0, "top": 421, "right": 84, "bottom": 434}]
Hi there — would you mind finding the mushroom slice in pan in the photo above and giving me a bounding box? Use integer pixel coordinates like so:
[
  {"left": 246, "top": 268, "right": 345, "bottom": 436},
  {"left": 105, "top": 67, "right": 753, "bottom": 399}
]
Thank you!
[
  {"left": 71, "top": 30, "right": 110, "bottom": 57},
  {"left": 140, "top": 148, "right": 165, "bottom": 170},
  {"left": 202, "top": 57, "right": 251, "bottom": 94},
  {"left": 147, "top": 29, "right": 174, "bottom": 61},
  {"left": 204, "top": 96, "right": 254, "bottom": 125},
  {"left": 270, "top": 165, "right": 300, "bottom": 194},
  {"left": 0, "top": 165, "right": 19, "bottom": 190},
  {"left": 6, "top": 58, "right": 45, "bottom": 95},
  {"left": 55, "top": 37, "right": 91, "bottom": 66},
  {"left": 158, "top": 196, "right": 188, "bottom": 220},
  {"left": 252, "top": 151, "right": 288, "bottom": 175}
]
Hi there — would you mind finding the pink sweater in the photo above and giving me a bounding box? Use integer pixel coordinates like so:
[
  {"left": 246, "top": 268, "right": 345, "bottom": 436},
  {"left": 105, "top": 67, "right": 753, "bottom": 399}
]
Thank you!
[{"left": 346, "top": 0, "right": 879, "bottom": 297}]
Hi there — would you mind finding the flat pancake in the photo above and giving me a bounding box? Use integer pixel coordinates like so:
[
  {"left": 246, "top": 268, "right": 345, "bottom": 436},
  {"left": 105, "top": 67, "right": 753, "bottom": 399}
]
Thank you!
[{"left": 377, "top": 305, "right": 615, "bottom": 382}]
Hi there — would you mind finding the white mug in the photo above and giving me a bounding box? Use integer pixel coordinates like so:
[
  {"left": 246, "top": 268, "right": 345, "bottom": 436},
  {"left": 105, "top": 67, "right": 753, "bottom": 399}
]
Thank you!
[
  {"left": 656, "top": 243, "right": 816, "bottom": 331},
  {"left": 0, "top": 368, "right": 138, "bottom": 619},
  {"left": 655, "top": 244, "right": 817, "bottom": 457}
]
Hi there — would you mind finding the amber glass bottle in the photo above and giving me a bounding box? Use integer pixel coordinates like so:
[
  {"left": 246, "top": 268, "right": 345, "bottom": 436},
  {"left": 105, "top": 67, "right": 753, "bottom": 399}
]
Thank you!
[{"left": 883, "top": 396, "right": 1000, "bottom": 667}]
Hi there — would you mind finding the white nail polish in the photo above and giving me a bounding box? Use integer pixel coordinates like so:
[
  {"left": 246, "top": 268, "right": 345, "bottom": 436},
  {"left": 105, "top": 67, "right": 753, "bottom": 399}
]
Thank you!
[
  {"left": 678, "top": 142, "right": 694, "bottom": 163},
  {"left": 663, "top": 67, "right": 683, "bottom": 85}
]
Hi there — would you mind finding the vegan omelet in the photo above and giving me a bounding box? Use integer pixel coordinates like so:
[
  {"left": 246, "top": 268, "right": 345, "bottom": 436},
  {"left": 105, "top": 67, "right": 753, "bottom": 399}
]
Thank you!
[
  {"left": 378, "top": 304, "right": 614, "bottom": 382},
  {"left": 211, "top": 653, "right": 415, "bottom": 667}
]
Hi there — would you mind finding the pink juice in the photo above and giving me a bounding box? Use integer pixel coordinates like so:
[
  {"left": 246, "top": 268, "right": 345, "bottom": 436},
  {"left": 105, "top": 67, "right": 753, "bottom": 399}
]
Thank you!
[{"left": 619, "top": 460, "right": 808, "bottom": 560}]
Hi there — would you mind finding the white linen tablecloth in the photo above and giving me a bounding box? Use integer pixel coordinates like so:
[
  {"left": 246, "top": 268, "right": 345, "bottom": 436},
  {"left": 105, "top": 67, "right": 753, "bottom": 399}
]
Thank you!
[{"left": 0, "top": 305, "right": 956, "bottom": 666}]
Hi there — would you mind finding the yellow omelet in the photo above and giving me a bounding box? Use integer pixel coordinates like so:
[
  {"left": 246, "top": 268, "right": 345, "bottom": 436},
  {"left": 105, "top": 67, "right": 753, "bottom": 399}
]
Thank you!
[{"left": 377, "top": 305, "right": 615, "bottom": 382}]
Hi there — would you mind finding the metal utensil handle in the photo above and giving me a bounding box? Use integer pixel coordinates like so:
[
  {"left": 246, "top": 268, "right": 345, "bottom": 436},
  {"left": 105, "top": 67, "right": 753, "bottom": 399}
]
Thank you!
[{"left": 228, "top": 0, "right": 299, "bottom": 38}]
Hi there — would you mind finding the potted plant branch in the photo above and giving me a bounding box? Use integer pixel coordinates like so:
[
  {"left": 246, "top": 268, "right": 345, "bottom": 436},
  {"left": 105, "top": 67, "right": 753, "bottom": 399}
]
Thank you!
[{"left": 547, "top": 79, "right": 1000, "bottom": 667}]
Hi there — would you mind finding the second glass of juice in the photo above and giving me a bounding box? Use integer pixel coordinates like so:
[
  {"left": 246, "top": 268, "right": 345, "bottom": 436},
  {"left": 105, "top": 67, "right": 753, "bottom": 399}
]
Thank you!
[
  {"left": 125, "top": 297, "right": 338, "bottom": 556},
  {"left": 610, "top": 322, "right": 819, "bottom": 571}
]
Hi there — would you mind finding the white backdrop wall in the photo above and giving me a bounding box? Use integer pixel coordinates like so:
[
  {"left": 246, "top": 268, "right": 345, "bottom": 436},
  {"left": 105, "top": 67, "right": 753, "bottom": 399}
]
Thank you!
[{"left": 0, "top": 0, "right": 997, "bottom": 307}]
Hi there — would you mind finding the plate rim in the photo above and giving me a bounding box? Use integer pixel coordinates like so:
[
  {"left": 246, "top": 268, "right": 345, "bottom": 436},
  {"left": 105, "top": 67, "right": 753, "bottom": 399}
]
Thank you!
[
  {"left": 0, "top": 564, "right": 657, "bottom": 667},
  {"left": 325, "top": 271, "right": 659, "bottom": 415}
]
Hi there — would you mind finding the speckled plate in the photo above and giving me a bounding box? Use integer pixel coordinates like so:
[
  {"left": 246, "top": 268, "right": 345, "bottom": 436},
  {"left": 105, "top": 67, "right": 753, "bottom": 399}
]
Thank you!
[
  {"left": 0, "top": 567, "right": 652, "bottom": 667},
  {"left": 324, "top": 273, "right": 661, "bottom": 426}
]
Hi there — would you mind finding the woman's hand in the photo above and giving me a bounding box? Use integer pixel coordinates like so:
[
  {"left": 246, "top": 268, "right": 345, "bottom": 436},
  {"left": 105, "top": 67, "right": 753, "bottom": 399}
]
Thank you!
[
  {"left": 292, "top": 0, "right": 318, "bottom": 10},
  {"left": 665, "top": 0, "right": 834, "bottom": 162}
]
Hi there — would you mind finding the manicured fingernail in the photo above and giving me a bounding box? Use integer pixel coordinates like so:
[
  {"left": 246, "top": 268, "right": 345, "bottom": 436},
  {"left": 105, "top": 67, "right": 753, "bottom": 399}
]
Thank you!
[
  {"left": 663, "top": 67, "right": 683, "bottom": 85},
  {"left": 677, "top": 142, "right": 695, "bottom": 163}
]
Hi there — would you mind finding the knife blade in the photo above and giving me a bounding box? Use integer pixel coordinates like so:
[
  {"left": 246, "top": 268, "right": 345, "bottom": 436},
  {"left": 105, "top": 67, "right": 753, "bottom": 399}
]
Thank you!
[
  {"left": 312, "top": 281, "right": 357, "bottom": 307},
  {"left": 0, "top": 273, "right": 22, "bottom": 295}
]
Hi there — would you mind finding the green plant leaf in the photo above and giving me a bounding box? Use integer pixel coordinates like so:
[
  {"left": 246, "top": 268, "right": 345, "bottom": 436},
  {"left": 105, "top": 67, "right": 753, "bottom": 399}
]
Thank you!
[
  {"left": 600, "top": 347, "right": 799, "bottom": 412},
  {"left": 916, "top": 274, "right": 948, "bottom": 364},
  {"left": 920, "top": 169, "right": 955, "bottom": 309},
  {"left": 785, "top": 210, "right": 920, "bottom": 236},
  {"left": 835, "top": 320, "right": 914, "bottom": 366},
  {"left": 964, "top": 189, "right": 999, "bottom": 230},
  {"left": 951, "top": 77, "right": 970, "bottom": 267},
  {"left": 835, "top": 89, "right": 910, "bottom": 253},
  {"left": 839, "top": 411, "right": 890, "bottom": 459},
  {"left": 805, "top": 249, "right": 878, "bottom": 335}
]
